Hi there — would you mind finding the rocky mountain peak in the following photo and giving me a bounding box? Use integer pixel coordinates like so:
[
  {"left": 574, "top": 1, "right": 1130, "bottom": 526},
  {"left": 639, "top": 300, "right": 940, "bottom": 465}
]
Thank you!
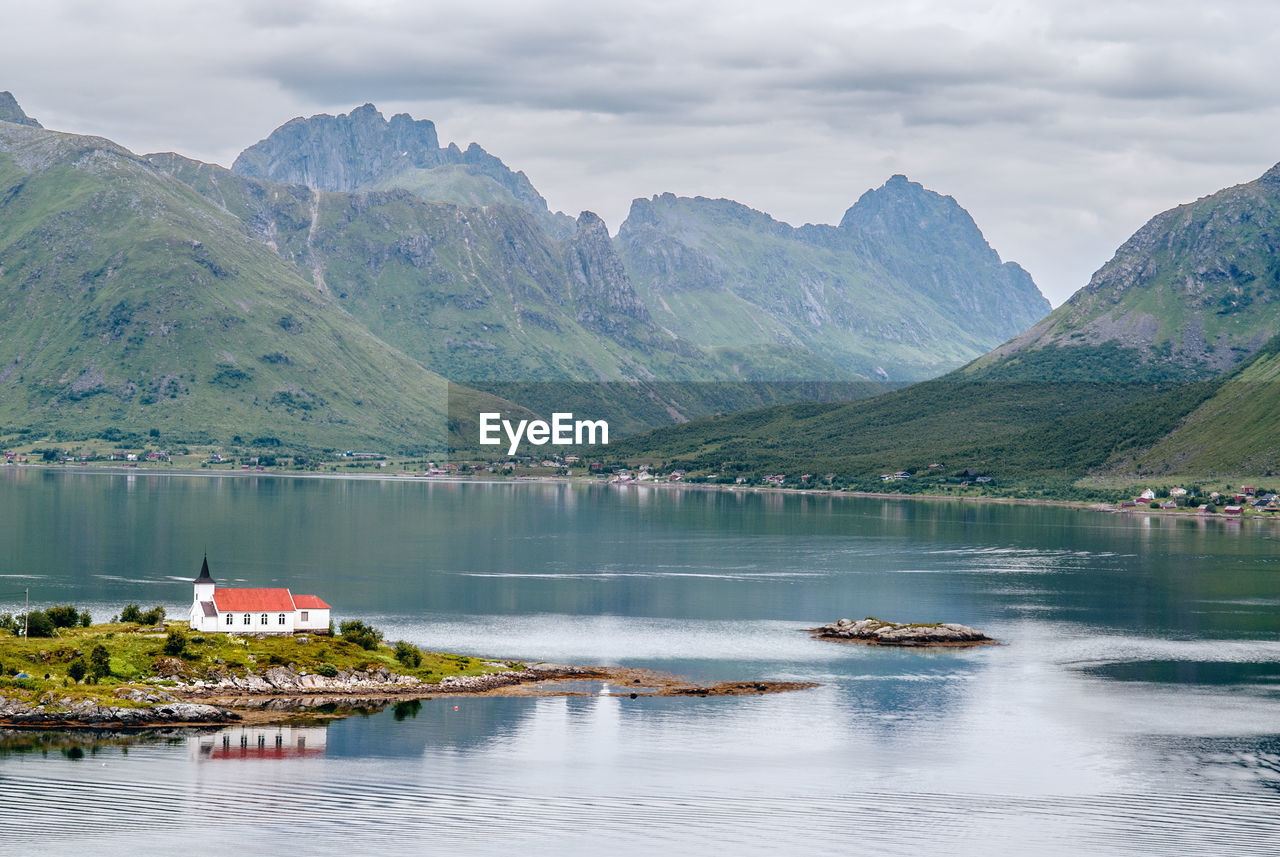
[
  {"left": 0, "top": 92, "right": 41, "bottom": 128},
  {"left": 839, "top": 174, "right": 986, "bottom": 250},
  {"left": 231, "top": 104, "right": 441, "bottom": 190},
  {"left": 231, "top": 103, "right": 554, "bottom": 222},
  {"left": 566, "top": 211, "right": 651, "bottom": 334},
  {"left": 832, "top": 176, "right": 1048, "bottom": 335}
]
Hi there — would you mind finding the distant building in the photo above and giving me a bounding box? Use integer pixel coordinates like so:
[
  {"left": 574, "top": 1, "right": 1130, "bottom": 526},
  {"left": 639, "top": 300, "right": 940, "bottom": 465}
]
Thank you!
[{"left": 188, "top": 556, "right": 331, "bottom": 635}]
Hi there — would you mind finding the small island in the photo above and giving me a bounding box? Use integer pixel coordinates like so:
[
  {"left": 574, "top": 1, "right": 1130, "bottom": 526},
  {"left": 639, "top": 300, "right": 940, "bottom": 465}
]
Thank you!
[
  {"left": 809, "top": 617, "right": 996, "bottom": 646},
  {"left": 0, "top": 606, "right": 814, "bottom": 728}
]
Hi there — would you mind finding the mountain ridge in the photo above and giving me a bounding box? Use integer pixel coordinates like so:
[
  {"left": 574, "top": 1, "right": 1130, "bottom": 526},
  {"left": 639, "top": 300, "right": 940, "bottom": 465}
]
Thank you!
[
  {"left": 1, "top": 93, "right": 1056, "bottom": 451},
  {"left": 617, "top": 180, "right": 1049, "bottom": 381}
]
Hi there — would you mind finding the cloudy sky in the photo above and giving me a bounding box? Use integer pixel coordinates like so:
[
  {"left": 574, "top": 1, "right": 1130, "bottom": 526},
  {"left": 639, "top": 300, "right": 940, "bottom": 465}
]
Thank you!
[{"left": 5, "top": 0, "right": 1280, "bottom": 304}]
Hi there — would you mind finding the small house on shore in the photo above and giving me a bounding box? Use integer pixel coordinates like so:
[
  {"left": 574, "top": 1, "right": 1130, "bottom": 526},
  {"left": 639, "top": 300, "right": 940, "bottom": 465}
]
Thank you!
[{"left": 188, "top": 557, "right": 331, "bottom": 635}]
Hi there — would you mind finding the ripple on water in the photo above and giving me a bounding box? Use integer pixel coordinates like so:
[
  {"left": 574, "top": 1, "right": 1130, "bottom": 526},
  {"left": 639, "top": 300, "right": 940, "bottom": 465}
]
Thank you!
[{"left": 5, "top": 768, "right": 1280, "bottom": 856}]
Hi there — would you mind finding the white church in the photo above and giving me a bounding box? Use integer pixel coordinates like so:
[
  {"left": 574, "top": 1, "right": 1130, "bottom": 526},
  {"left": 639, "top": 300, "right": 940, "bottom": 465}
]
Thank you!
[{"left": 188, "top": 556, "right": 332, "bottom": 635}]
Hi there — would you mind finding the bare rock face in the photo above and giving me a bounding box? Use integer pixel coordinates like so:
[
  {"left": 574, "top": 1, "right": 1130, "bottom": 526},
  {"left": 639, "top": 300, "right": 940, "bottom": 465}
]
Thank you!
[
  {"left": 565, "top": 210, "right": 651, "bottom": 336},
  {"left": 231, "top": 103, "right": 548, "bottom": 214},
  {"left": 0, "top": 91, "right": 41, "bottom": 128},
  {"left": 191, "top": 664, "right": 422, "bottom": 692},
  {"left": 232, "top": 103, "right": 443, "bottom": 191},
  {"left": 810, "top": 617, "right": 994, "bottom": 646}
]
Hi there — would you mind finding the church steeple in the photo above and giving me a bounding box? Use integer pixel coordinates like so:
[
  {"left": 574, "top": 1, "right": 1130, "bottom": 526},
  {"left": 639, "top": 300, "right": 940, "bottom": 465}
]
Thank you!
[{"left": 193, "top": 554, "right": 216, "bottom": 605}]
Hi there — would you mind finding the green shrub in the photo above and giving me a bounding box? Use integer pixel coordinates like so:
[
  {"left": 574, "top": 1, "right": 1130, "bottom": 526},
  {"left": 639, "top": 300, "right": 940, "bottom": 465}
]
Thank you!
[
  {"left": 23, "top": 610, "right": 55, "bottom": 638},
  {"left": 0, "top": 613, "right": 15, "bottom": 635},
  {"left": 140, "top": 606, "right": 166, "bottom": 626},
  {"left": 79, "top": 611, "right": 91, "bottom": 627},
  {"left": 316, "top": 663, "right": 339, "bottom": 678},
  {"left": 162, "top": 629, "right": 187, "bottom": 657},
  {"left": 67, "top": 659, "right": 87, "bottom": 682},
  {"left": 89, "top": 644, "right": 111, "bottom": 679},
  {"left": 338, "top": 620, "right": 383, "bottom": 651},
  {"left": 46, "top": 605, "right": 81, "bottom": 628},
  {"left": 394, "top": 640, "right": 422, "bottom": 668},
  {"left": 119, "top": 604, "right": 142, "bottom": 623}
]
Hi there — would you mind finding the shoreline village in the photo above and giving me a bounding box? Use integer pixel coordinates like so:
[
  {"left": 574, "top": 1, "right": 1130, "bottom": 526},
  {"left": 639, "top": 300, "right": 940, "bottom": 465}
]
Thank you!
[{"left": 10, "top": 461, "right": 1280, "bottom": 525}]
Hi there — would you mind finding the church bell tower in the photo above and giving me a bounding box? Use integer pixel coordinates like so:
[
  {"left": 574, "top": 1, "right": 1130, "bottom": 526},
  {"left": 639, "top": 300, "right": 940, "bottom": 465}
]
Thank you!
[{"left": 194, "top": 554, "right": 215, "bottom": 603}]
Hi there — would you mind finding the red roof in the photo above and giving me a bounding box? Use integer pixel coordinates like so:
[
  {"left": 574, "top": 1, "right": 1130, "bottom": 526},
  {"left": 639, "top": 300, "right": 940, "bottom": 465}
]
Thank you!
[
  {"left": 291, "top": 594, "right": 330, "bottom": 610},
  {"left": 213, "top": 588, "right": 298, "bottom": 612}
]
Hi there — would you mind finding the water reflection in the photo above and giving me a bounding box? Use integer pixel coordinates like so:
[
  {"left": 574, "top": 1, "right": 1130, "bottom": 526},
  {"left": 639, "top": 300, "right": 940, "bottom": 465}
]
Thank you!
[
  {"left": 190, "top": 725, "right": 327, "bottom": 761},
  {"left": 326, "top": 696, "right": 540, "bottom": 758}
]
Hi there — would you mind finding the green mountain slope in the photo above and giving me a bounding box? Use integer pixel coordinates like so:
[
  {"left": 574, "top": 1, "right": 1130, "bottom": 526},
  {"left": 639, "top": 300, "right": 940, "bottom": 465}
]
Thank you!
[
  {"left": 1100, "top": 335, "right": 1280, "bottom": 478},
  {"left": 607, "top": 372, "right": 1217, "bottom": 494},
  {"left": 0, "top": 120, "right": 477, "bottom": 451}
]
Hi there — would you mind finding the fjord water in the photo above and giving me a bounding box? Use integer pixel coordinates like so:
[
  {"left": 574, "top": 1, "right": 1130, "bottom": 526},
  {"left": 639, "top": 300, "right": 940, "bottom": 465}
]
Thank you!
[{"left": 2, "top": 468, "right": 1279, "bottom": 855}]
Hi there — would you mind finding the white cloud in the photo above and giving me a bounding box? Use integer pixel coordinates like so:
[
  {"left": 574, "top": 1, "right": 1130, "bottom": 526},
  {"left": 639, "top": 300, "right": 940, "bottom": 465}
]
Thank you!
[{"left": 4, "top": 0, "right": 1280, "bottom": 304}]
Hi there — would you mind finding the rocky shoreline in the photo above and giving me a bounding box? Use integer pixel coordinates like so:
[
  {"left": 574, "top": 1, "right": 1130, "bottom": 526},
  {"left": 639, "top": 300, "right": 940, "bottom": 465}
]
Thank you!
[
  {"left": 0, "top": 662, "right": 816, "bottom": 728},
  {"left": 809, "top": 617, "right": 996, "bottom": 646},
  {"left": 0, "top": 689, "right": 233, "bottom": 727}
]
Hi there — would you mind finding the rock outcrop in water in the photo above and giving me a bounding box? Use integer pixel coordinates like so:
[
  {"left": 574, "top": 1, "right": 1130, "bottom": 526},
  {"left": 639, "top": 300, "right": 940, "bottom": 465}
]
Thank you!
[{"left": 810, "top": 617, "right": 994, "bottom": 646}]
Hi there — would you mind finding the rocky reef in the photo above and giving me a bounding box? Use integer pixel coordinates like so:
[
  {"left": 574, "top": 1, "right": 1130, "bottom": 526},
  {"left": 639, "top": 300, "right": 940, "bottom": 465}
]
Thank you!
[{"left": 809, "top": 617, "right": 995, "bottom": 646}]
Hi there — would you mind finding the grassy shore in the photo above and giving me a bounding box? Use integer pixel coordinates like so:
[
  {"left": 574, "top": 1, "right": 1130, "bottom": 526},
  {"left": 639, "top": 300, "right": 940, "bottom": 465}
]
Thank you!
[{"left": 0, "top": 620, "right": 511, "bottom": 707}]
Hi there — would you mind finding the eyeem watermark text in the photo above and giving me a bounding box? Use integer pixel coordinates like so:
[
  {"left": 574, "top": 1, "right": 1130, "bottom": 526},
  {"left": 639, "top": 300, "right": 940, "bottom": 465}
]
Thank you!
[{"left": 479, "top": 412, "right": 609, "bottom": 456}]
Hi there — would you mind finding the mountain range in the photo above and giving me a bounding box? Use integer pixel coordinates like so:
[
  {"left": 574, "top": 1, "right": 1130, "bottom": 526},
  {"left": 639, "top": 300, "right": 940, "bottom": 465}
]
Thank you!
[
  {"left": 615, "top": 159, "right": 1280, "bottom": 489},
  {"left": 0, "top": 94, "right": 1049, "bottom": 451}
]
